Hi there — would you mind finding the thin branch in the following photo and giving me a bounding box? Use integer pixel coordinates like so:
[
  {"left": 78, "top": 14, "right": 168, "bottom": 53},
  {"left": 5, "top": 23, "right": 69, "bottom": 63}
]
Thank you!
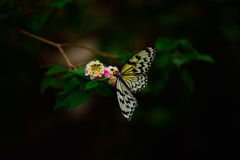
[
  {"left": 17, "top": 29, "right": 119, "bottom": 70},
  {"left": 75, "top": 62, "right": 88, "bottom": 67},
  {"left": 18, "top": 29, "right": 58, "bottom": 47},
  {"left": 61, "top": 43, "right": 119, "bottom": 60}
]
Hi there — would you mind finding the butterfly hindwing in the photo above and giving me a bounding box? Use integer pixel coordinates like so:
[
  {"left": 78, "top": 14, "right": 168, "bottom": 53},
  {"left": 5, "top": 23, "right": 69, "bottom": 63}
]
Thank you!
[
  {"left": 121, "top": 47, "right": 156, "bottom": 75},
  {"left": 116, "top": 78, "right": 138, "bottom": 121},
  {"left": 122, "top": 73, "right": 147, "bottom": 93}
]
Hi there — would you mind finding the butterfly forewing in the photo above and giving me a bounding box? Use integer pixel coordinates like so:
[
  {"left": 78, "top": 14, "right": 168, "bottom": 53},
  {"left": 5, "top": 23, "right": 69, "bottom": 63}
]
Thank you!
[
  {"left": 121, "top": 47, "right": 155, "bottom": 93},
  {"left": 121, "top": 47, "right": 156, "bottom": 75},
  {"left": 116, "top": 78, "right": 138, "bottom": 121}
]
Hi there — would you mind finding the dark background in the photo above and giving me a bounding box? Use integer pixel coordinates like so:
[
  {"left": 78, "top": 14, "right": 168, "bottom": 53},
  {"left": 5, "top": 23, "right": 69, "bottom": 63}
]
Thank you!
[{"left": 0, "top": 0, "right": 240, "bottom": 159}]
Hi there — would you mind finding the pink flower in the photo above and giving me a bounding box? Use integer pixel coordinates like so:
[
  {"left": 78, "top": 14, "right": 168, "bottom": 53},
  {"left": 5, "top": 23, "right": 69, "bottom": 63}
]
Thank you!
[
  {"left": 95, "top": 76, "right": 100, "bottom": 80},
  {"left": 84, "top": 66, "right": 88, "bottom": 72},
  {"left": 102, "top": 67, "right": 110, "bottom": 78}
]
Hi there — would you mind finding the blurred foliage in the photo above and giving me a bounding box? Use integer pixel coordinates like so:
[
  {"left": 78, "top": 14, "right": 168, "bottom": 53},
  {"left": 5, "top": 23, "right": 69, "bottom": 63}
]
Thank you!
[{"left": 1, "top": 0, "right": 240, "bottom": 159}]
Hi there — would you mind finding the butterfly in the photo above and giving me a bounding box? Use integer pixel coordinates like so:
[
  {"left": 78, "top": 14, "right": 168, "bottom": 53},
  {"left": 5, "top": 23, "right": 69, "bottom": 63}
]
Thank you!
[{"left": 115, "top": 47, "right": 156, "bottom": 121}]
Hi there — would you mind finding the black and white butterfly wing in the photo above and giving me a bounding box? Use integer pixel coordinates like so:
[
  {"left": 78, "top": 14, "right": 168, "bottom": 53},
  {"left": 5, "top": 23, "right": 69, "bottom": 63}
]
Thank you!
[
  {"left": 116, "top": 78, "right": 138, "bottom": 121},
  {"left": 116, "top": 47, "right": 156, "bottom": 121},
  {"left": 121, "top": 47, "right": 156, "bottom": 93}
]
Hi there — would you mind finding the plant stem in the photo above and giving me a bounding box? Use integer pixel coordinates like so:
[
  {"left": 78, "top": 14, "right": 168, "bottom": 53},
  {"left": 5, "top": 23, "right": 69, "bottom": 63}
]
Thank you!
[{"left": 17, "top": 29, "right": 119, "bottom": 69}]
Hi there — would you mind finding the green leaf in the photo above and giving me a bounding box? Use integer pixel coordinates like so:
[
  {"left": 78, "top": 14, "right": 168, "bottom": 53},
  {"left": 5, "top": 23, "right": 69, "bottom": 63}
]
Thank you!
[
  {"left": 69, "top": 89, "right": 91, "bottom": 110},
  {"left": 118, "top": 52, "right": 133, "bottom": 64},
  {"left": 171, "top": 53, "right": 187, "bottom": 68},
  {"left": 178, "top": 39, "right": 193, "bottom": 53},
  {"left": 104, "top": 78, "right": 111, "bottom": 86},
  {"left": 155, "top": 37, "right": 178, "bottom": 52},
  {"left": 76, "top": 75, "right": 90, "bottom": 86},
  {"left": 153, "top": 53, "right": 171, "bottom": 69},
  {"left": 63, "top": 77, "right": 79, "bottom": 92},
  {"left": 26, "top": 11, "right": 48, "bottom": 32},
  {"left": 148, "top": 107, "right": 172, "bottom": 127},
  {"left": 51, "top": 0, "right": 70, "bottom": 9},
  {"left": 96, "top": 83, "right": 114, "bottom": 97},
  {"left": 85, "top": 80, "right": 98, "bottom": 90},
  {"left": 61, "top": 73, "right": 75, "bottom": 79},
  {"left": 69, "top": 67, "right": 85, "bottom": 76},
  {"left": 54, "top": 91, "right": 71, "bottom": 110},
  {"left": 181, "top": 69, "right": 194, "bottom": 92},
  {"left": 41, "top": 76, "right": 56, "bottom": 95},
  {"left": 149, "top": 70, "right": 168, "bottom": 96},
  {"left": 197, "top": 54, "right": 215, "bottom": 63},
  {"left": 44, "top": 66, "right": 66, "bottom": 76},
  {"left": 20, "top": 34, "right": 41, "bottom": 56}
]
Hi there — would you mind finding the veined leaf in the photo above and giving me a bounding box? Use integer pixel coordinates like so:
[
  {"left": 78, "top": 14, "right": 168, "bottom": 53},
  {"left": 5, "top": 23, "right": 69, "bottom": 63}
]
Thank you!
[
  {"left": 62, "top": 73, "right": 75, "bottom": 79},
  {"left": 54, "top": 91, "right": 71, "bottom": 110},
  {"left": 197, "top": 54, "right": 215, "bottom": 63},
  {"left": 63, "top": 77, "right": 79, "bottom": 92},
  {"left": 85, "top": 80, "right": 98, "bottom": 90},
  {"left": 69, "top": 89, "right": 91, "bottom": 110},
  {"left": 26, "top": 11, "right": 48, "bottom": 32},
  {"left": 155, "top": 37, "right": 178, "bottom": 52},
  {"left": 69, "top": 67, "right": 85, "bottom": 76},
  {"left": 96, "top": 83, "right": 114, "bottom": 97},
  {"left": 76, "top": 75, "right": 90, "bottom": 86},
  {"left": 41, "top": 76, "right": 57, "bottom": 95},
  {"left": 44, "top": 66, "right": 66, "bottom": 76},
  {"left": 51, "top": 0, "right": 70, "bottom": 9}
]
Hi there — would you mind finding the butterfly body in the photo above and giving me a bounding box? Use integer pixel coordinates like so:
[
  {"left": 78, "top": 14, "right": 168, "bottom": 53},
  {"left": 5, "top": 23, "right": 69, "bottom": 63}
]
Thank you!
[{"left": 116, "top": 47, "right": 156, "bottom": 121}]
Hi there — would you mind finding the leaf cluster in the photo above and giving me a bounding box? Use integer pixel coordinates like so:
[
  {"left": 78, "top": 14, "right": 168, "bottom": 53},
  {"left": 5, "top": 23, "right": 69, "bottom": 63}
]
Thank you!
[
  {"left": 0, "top": 0, "right": 90, "bottom": 56},
  {"left": 143, "top": 37, "right": 215, "bottom": 95},
  {"left": 41, "top": 65, "right": 114, "bottom": 111}
]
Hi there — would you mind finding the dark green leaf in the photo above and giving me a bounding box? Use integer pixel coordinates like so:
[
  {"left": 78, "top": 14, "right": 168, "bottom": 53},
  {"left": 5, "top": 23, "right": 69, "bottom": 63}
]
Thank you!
[
  {"left": 20, "top": 35, "right": 41, "bottom": 56},
  {"left": 104, "top": 78, "right": 111, "bottom": 86},
  {"left": 96, "top": 83, "right": 114, "bottom": 97},
  {"left": 41, "top": 76, "right": 56, "bottom": 95},
  {"left": 178, "top": 39, "right": 193, "bottom": 53},
  {"left": 69, "top": 89, "right": 91, "bottom": 110},
  {"left": 148, "top": 107, "right": 172, "bottom": 127},
  {"left": 197, "top": 54, "right": 215, "bottom": 63},
  {"left": 171, "top": 53, "right": 186, "bottom": 68},
  {"left": 61, "top": 73, "right": 75, "bottom": 79},
  {"left": 54, "top": 91, "right": 71, "bottom": 110},
  {"left": 26, "top": 11, "right": 48, "bottom": 32},
  {"left": 69, "top": 67, "right": 85, "bottom": 76},
  {"left": 155, "top": 37, "right": 178, "bottom": 52},
  {"left": 63, "top": 77, "right": 79, "bottom": 92},
  {"left": 153, "top": 53, "right": 171, "bottom": 69},
  {"left": 85, "top": 80, "right": 98, "bottom": 90},
  {"left": 51, "top": 0, "right": 70, "bottom": 9},
  {"left": 149, "top": 70, "right": 168, "bottom": 96},
  {"left": 181, "top": 68, "right": 194, "bottom": 92},
  {"left": 44, "top": 66, "right": 66, "bottom": 76},
  {"left": 118, "top": 52, "right": 133, "bottom": 64},
  {"left": 76, "top": 75, "right": 90, "bottom": 86}
]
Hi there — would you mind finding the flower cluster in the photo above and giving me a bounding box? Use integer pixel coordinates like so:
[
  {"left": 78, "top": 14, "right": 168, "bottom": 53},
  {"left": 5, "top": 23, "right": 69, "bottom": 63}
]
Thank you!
[
  {"left": 103, "top": 66, "right": 118, "bottom": 86},
  {"left": 84, "top": 61, "right": 118, "bottom": 86},
  {"left": 84, "top": 61, "right": 104, "bottom": 80}
]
